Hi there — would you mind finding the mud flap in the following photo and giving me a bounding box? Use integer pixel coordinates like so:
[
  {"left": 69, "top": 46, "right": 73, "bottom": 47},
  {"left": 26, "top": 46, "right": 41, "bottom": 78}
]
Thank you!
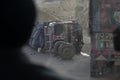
[{"left": 91, "top": 60, "right": 108, "bottom": 77}]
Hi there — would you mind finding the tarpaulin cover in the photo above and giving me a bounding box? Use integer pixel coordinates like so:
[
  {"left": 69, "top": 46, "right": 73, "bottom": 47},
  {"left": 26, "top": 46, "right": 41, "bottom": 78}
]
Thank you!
[{"left": 29, "top": 22, "right": 45, "bottom": 48}]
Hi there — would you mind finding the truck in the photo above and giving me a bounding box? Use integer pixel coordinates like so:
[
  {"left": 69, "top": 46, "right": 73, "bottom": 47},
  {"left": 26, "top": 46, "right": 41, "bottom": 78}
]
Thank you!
[
  {"left": 90, "top": 0, "right": 120, "bottom": 77},
  {"left": 29, "top": 20, "right": 84, "bottom": 60}
]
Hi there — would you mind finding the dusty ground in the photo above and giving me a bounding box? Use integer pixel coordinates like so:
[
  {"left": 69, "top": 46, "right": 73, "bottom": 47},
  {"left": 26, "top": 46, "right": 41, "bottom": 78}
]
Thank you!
[
  {"left": 22, "top": 45, "right": 90, "bottom": 80},
  {"left": 22, "top": 44, "right": 118, "bottom": 80}
]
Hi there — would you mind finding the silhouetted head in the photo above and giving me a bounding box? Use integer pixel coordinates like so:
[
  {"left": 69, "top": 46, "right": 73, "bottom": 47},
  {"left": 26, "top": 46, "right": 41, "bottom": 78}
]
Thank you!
[{"left": 1, "top": 0, "right": 36, "bottom": 49}]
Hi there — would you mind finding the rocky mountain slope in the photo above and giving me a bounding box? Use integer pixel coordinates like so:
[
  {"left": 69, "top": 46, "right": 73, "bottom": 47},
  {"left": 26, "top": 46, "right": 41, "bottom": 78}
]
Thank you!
[{"left": 35, "top": 0, "right": 90, "bottom": 45}]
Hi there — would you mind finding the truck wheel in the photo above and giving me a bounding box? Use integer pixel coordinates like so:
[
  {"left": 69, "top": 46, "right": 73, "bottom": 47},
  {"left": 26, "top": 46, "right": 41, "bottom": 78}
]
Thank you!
[
  {"left": 53, "top": 41, "right": 64, "bottom": 55},
  {"left": 58, "top": 43, "right": 75, "bottom": 60}
]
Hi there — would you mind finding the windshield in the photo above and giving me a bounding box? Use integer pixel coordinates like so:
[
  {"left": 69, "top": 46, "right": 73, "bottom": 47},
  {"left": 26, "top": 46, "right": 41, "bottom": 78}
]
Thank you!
[{"left": 54, "top": 24, "right": 64, "bottom": 35}]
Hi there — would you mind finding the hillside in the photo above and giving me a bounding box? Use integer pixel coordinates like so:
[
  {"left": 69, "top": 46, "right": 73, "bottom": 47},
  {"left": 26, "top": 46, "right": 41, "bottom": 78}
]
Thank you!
[{"left": 35, "top": 0, "right": 90, "bottom": 44}]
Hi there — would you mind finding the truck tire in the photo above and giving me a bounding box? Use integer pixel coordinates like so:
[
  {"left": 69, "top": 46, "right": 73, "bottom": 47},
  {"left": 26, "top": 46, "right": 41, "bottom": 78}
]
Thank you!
[
  {"left": 58, "top": 43, "right": 75, "bottom": 60},
  {"left": 53, "top": 41, "right": 64, "bottom": 55}
]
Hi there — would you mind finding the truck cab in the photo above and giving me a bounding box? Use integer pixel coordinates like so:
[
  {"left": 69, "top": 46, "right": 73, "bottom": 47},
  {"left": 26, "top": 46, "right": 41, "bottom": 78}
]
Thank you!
[{"left": 43, "top": 20, "right": 84, "bottom": 59}]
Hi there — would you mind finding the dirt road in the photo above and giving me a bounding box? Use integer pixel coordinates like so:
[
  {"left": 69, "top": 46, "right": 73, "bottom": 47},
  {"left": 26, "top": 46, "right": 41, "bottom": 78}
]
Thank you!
[{"left": 22, "top": 45, "right": 117, "bottom": 80}]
